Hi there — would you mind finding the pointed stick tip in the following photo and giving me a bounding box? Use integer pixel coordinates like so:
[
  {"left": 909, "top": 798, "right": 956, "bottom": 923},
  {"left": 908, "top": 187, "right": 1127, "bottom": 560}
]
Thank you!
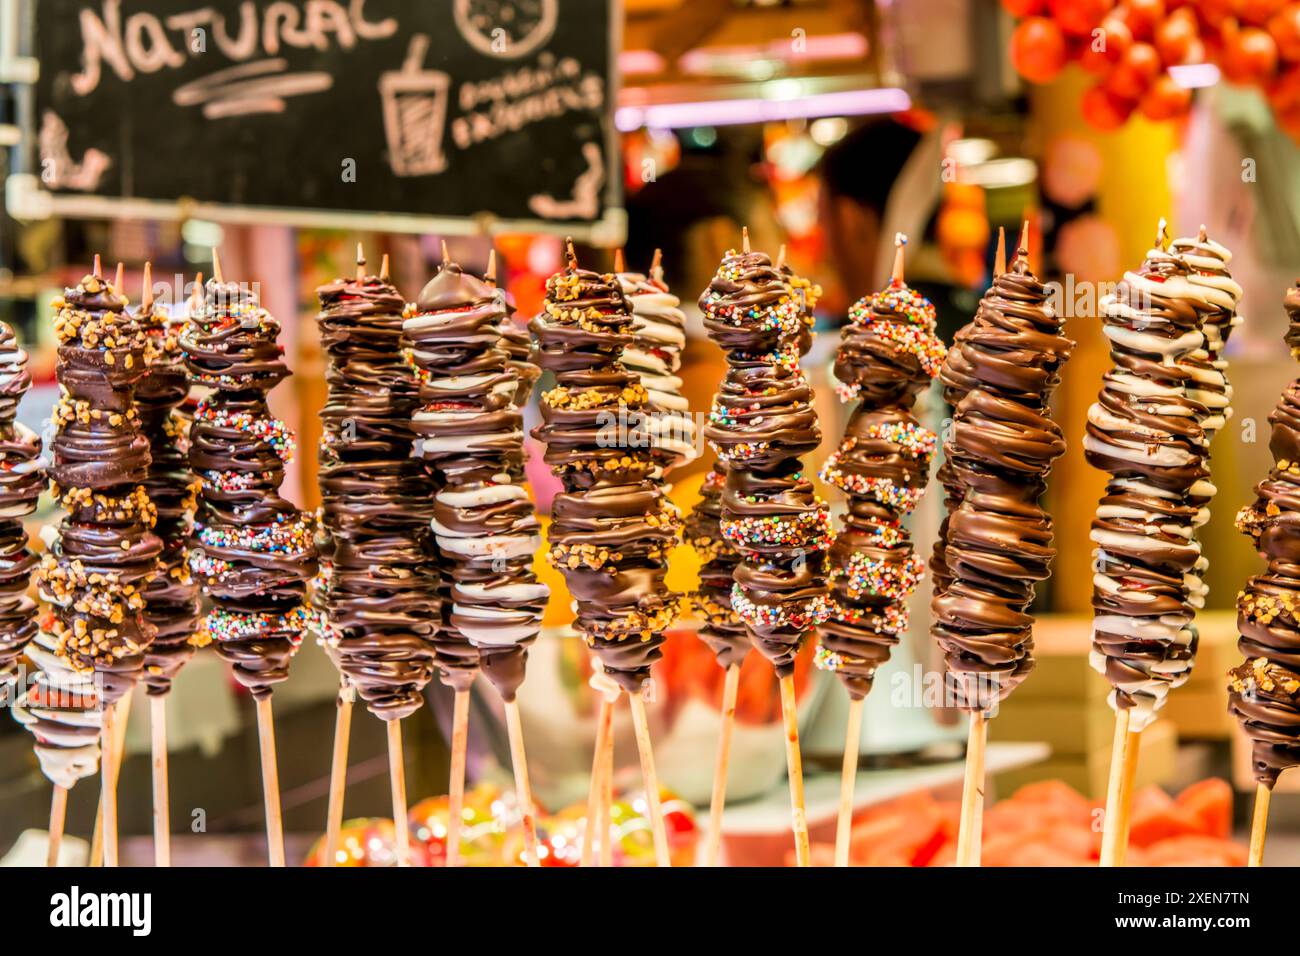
[
  {"left": 440, "top": 239, "right": 450, "bottom": 266},
  {"left": 776, "top": 244, "right": 787, "bottom": 270},
  {"left": 141, "top": 262, "right": 154, "bottom": 310},
  {"left": 379, "top": 253, "right": 390, "bottom": 281},
  {"left": 993, "top": 227, "right": 1007, "bottom": 277},
  {"left": 211, "top": 248, "right": 224, "bottom": 283},
  {"left": 565, "top": 237, "right": 577, "bottom": 266},
  {"left": 485, "top": 249, "right": 497, "bottom": 285},
  {"left": 113, "top": 262, "right": 124, "bottom": 292},
  {"left": 92, "top": 254, "right": 103, "bottom": 279},
  {"left": 891, "top": 233, "right": 907, "bottom": 284},
  {"left": 613, "top": 248, "right": 625, "bottom": 274},
  {"left": 741, "top": 226, "right": 750, "bottom": 253}
]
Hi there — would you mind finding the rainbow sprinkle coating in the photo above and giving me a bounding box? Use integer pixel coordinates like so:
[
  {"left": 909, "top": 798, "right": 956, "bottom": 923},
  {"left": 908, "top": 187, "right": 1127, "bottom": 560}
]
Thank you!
[
  {"left": 203, "top": 605, "right": 312, "bottom": 644},
  {"left": 819, "top": 457, "right": 925, "bottom": 513},
  {"left": 850, "top": 282, "right": 937, "bottom": 328},
  {"left": 731, "top": 584, "right": 830, "bottom": 630},
  {"left": 720, "top": 503, "right": 834, "bottom": 555},
  {"left": 195, "top": 401, "right": 296, "bottom": 463},
  {"left": 856, "top": 421, "right": 937, "bottom": 460},
  {"left": 831, "top": 550, "right": 924, "bottom": 602}
]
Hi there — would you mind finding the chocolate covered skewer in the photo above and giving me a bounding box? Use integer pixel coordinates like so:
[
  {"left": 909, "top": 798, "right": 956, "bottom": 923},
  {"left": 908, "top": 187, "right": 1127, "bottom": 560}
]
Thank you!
[
  {"left": 700, "top": 230, "right": 832, "bottom": 867},
  {"left": 1231, "top": 283, "right": 1300, "bottom": 866},
  {"left": 1083, "top": 222, "right": 1230, "bottom": 866},
  {"left": 406, "top": 246, "right": 549, "bottom": 866},
  {"left": 531, "top": 241, "right": 680, "bottom": 867},
  {"left": 820, "top": 235, "right": 943, "bottom": 866},
  {"left": 34, "top": 257, "right": 161, "bottom": 867},
  {"left": 933, "top": 224, "right": 1073, "bottom": 866},
  {"left": 184, "top": 251, "right": 317, "bottom": 866},
  {"left": 134, "top": 263, "right": 202, "bottom": 867},
  {"left": 0, "top": 314, "right": 53, "bottom": 861},
  {"left": 315, "top": 246, "right": 439, "bottom": 866}
]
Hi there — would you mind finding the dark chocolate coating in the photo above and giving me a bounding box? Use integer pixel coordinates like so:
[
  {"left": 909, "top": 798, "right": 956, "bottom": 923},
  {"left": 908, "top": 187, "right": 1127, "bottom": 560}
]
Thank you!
[
  {"left": 1229, "top": 283, "right": 1300, "bottom": 787},
  {"left": 184, "top": 277, "right": 316, "bottom": 699},
  {"left": 407, "top": 261, "right": 547, "bottom": 703},
  {"left": 40, "top": 269, "right": 160, "bottom": 707},
  {"left": 313, "top": 268, "right": 438, "bottom": 720},
  {"left": 684, "top": 464, "right": 749, "bottom": 670},
  {"left": 0, "top": 324, "right": 44, "bottom": 692},
  {"left": 701, "top": 249, "right": 828, "bottom": 677},
  {"left": 531, "top": 259, "right": 679, "bottom": 693},
  {"left": 932, "top": 245, "right": 1073, "bottom": 712},
  {"left": 136, "top": 302, "right": 202, "bottom": 696},
  {"left": 819, "top": 272, "right": 942, "bottom": 699}
]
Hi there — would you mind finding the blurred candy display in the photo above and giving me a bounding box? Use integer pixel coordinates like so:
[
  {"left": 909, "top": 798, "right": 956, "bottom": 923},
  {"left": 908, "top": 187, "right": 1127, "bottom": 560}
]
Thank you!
[
  {"left": 790, "top": 778, "right": 1244, "bottom": 867},
  {"left": 304, "top": 783, "right": 697, "bottom": 867},
  {"left": 1003, "top": 0, "right": 1300, "bottom": 138}
]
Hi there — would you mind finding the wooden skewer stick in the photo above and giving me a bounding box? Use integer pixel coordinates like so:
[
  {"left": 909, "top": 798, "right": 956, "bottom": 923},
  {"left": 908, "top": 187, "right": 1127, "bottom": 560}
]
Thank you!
[
  {"left": 380, "top": 254, "right": 390, "bottom": 282},
  {"left": 323, "top": 682, "right": 354, "bottom": 867},
  {"left": 1099, "top": 708, "right": 1135, "bottom": 867},
  {"left": 47, "top": 787, "right": 68, "bottom": 867},
  {"left": 993, "top": 227, "right": 1007, "bottom": 277},
  {"left": 599, "top": 719, "right": 614, "bottom": 868},
  {"left": 582, "top": 695, "right": 615, "bottom": 866},
  {"left": 254, "top": 696, "right": 286, "bottom": 867},
  {"left": 113, "top": 262, "right": 124, "bottom": 295},
  {"left": 91, "top": 691, "right": 132, "bottom": 867},
  {"left": 142, "top": 262, "right": 155, "bottom": 311},
  {"left": 504, "top": 699, "right": 540, "bottom": 867},
  {"left": 955, "top": 711, "right": 987, "bottom": 867},
  {"left": 1113, "top": 727, "right": 1142, "bottom": 867},
  {"left": 92, "top": 254, "right": 103, "bottom": 279},
  {"left": 355, "top": 242, "right": 366, "bottom": 281},
  {"left": 834, "top": 695, "right": 865, "bottom": 868},
  {"left": 100, "top": 705, "right": 120, "bottom": 867},
  {"left": 387, "top": 719, "right": 410, "bottom": 867},
  {"left": 629, "top": 689, "right": 671, "bottom": 867},
  {"left": 1249, "top": 783, "right": 1271, "bottom": 867},
  {"left": 703, "top": 665, "right": 741, "bottom": 867},
  {"left": 445, "top": 687, "right": 471, "bottom": 867},
  {"left": 650, "top": 248, "right": 664, "bottom": 284},
  {"left": 440, "top": 239, "right": 451, "bottom": 265},
  {"left": 150, "top": 695, "right": 171, "bottom": 867},
  {"left": 741, "top": 226, "right": 750, "bottom": 254},
  {"left": 485, "top": 249, "right": 498, "bottom": 286},
  {"left": 779, "top": 674, "right": 811, "bottom": 867},
  {"left": 565, "top": 237, "right": 577, "bottom": 266},
  {"left": 613, "top": 248, "right": 625, "bottom": 273},
  {"left": 776, "top": 243, "right": 786, "bottom": 270},
  {"left": 1018, "top": 219, "right": 1031, "bottom": 257},
  {"left": 211, "top": 248, "right": 224, "bottom": 284}
]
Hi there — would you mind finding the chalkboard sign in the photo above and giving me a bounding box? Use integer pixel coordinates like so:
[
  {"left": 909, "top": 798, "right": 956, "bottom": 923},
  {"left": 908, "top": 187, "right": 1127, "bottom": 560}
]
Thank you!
[{"left": 23, "top": 0, "right": 622, "bottom": 240}]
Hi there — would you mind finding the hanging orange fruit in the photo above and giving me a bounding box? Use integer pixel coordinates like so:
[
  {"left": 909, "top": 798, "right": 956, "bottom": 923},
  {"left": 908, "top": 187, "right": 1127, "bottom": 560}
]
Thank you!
[
  {"left": 1269, "top": 4, "right": 1300, "bottom": 60},
  {"left": 1050, "top": 0, "right": 1114, "bottom": 35},
  {"left": 1080, "top": 15, "right": 1134, "bottom": 72},
  {"left": 1106, "top": 41, "right": 1163, "bottom": 98},
  {"left": 1155, "top": 6, "right": 1201, "bottom": 64},
  {"left": 1082, "top": 83, "right": 1135, "bottom": 129},
  {"left": 1010, "top": 16, "right": 1069, "bottom": 82},
  {"left": 1139, "top": 73, "right": 1193, "bottom": 118}
]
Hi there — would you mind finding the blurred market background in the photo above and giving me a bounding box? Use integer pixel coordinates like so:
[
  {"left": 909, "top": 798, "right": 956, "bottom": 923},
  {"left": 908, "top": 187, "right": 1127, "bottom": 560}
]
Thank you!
[{"left": 0, "top": 0, "right": 1297, "bottom": 866}]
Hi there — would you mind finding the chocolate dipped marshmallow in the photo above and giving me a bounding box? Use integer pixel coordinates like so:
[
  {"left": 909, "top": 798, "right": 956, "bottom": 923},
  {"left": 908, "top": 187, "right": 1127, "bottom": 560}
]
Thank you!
[
  {"left": 316, "top": 254, "right": 439, "bottom": 720},
  {"left": 184, "top": 269, "right": 317, "bottom": 698},
  {"left": 406, "top": 253, "right": 547, "bottom": 702},
  {"left": 821, "top": 237, "right": 944, "bottom": 699},
  {"left": 531, "top": 244, "right": 680, "bottom": 693},
  {"left": 1085, "top": 223, "right": 1216, "bottom": 730},
  {"left": 701, "top": 239, "right": 831, "bottom": 675},
  {"left": 1230, "top": 284, "right": 1300, "bottom": 788},
  {"left": 933, "top": 226, "right": 1073, "bottom": 711}
]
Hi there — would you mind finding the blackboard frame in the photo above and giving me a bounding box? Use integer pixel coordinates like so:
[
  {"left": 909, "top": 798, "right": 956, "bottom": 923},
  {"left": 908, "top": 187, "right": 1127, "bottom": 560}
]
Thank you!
[{"left": 6, "top": 0, "right": 627, "bottom": 244}]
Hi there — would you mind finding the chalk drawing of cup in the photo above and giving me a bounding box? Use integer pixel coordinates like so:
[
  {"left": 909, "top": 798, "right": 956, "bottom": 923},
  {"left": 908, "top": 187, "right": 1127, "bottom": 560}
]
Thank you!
[{"left": 381, "top": 35, "right": 451, "bottom": 178}]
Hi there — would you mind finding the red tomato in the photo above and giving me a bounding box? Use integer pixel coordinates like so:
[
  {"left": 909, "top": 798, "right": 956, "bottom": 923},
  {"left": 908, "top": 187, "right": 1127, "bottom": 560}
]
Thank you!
[
  {"left": 1155, "top": 6, "right": 1200, "bottom": 63},
  {"left": 1082, "top": 83, "right": 1136, "bottom": 128},
  {"left": 1268, "top": 63, "right": 1300, "bottom": 108},
  {"left": 1123, "top": 0, "right": 1166, "bottom": 39},
  {"left": 1223, "top": 25, "right": 1280, "bottom": 82},
  {"left": 1140, "top": 73, "right": 1194, "bottom": 118},
  {"left": 1051, "top": 0, "right": 1114, "bottom": 35},
  {"left": 1239, "top": 0, "right": 1287, "bottom": 26},
  {"left": 1010, "top": 16, "right": 1070, "bottom": 82},
  {"left": 1080, "top": 14, "right": 1135, "bottom": 71},
  {"left": 1106, "top": 41, "right": 1163, "bottom": 97},
  {"left": 1269, "top": 4, "right": 1300, "bottom": 59}
]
